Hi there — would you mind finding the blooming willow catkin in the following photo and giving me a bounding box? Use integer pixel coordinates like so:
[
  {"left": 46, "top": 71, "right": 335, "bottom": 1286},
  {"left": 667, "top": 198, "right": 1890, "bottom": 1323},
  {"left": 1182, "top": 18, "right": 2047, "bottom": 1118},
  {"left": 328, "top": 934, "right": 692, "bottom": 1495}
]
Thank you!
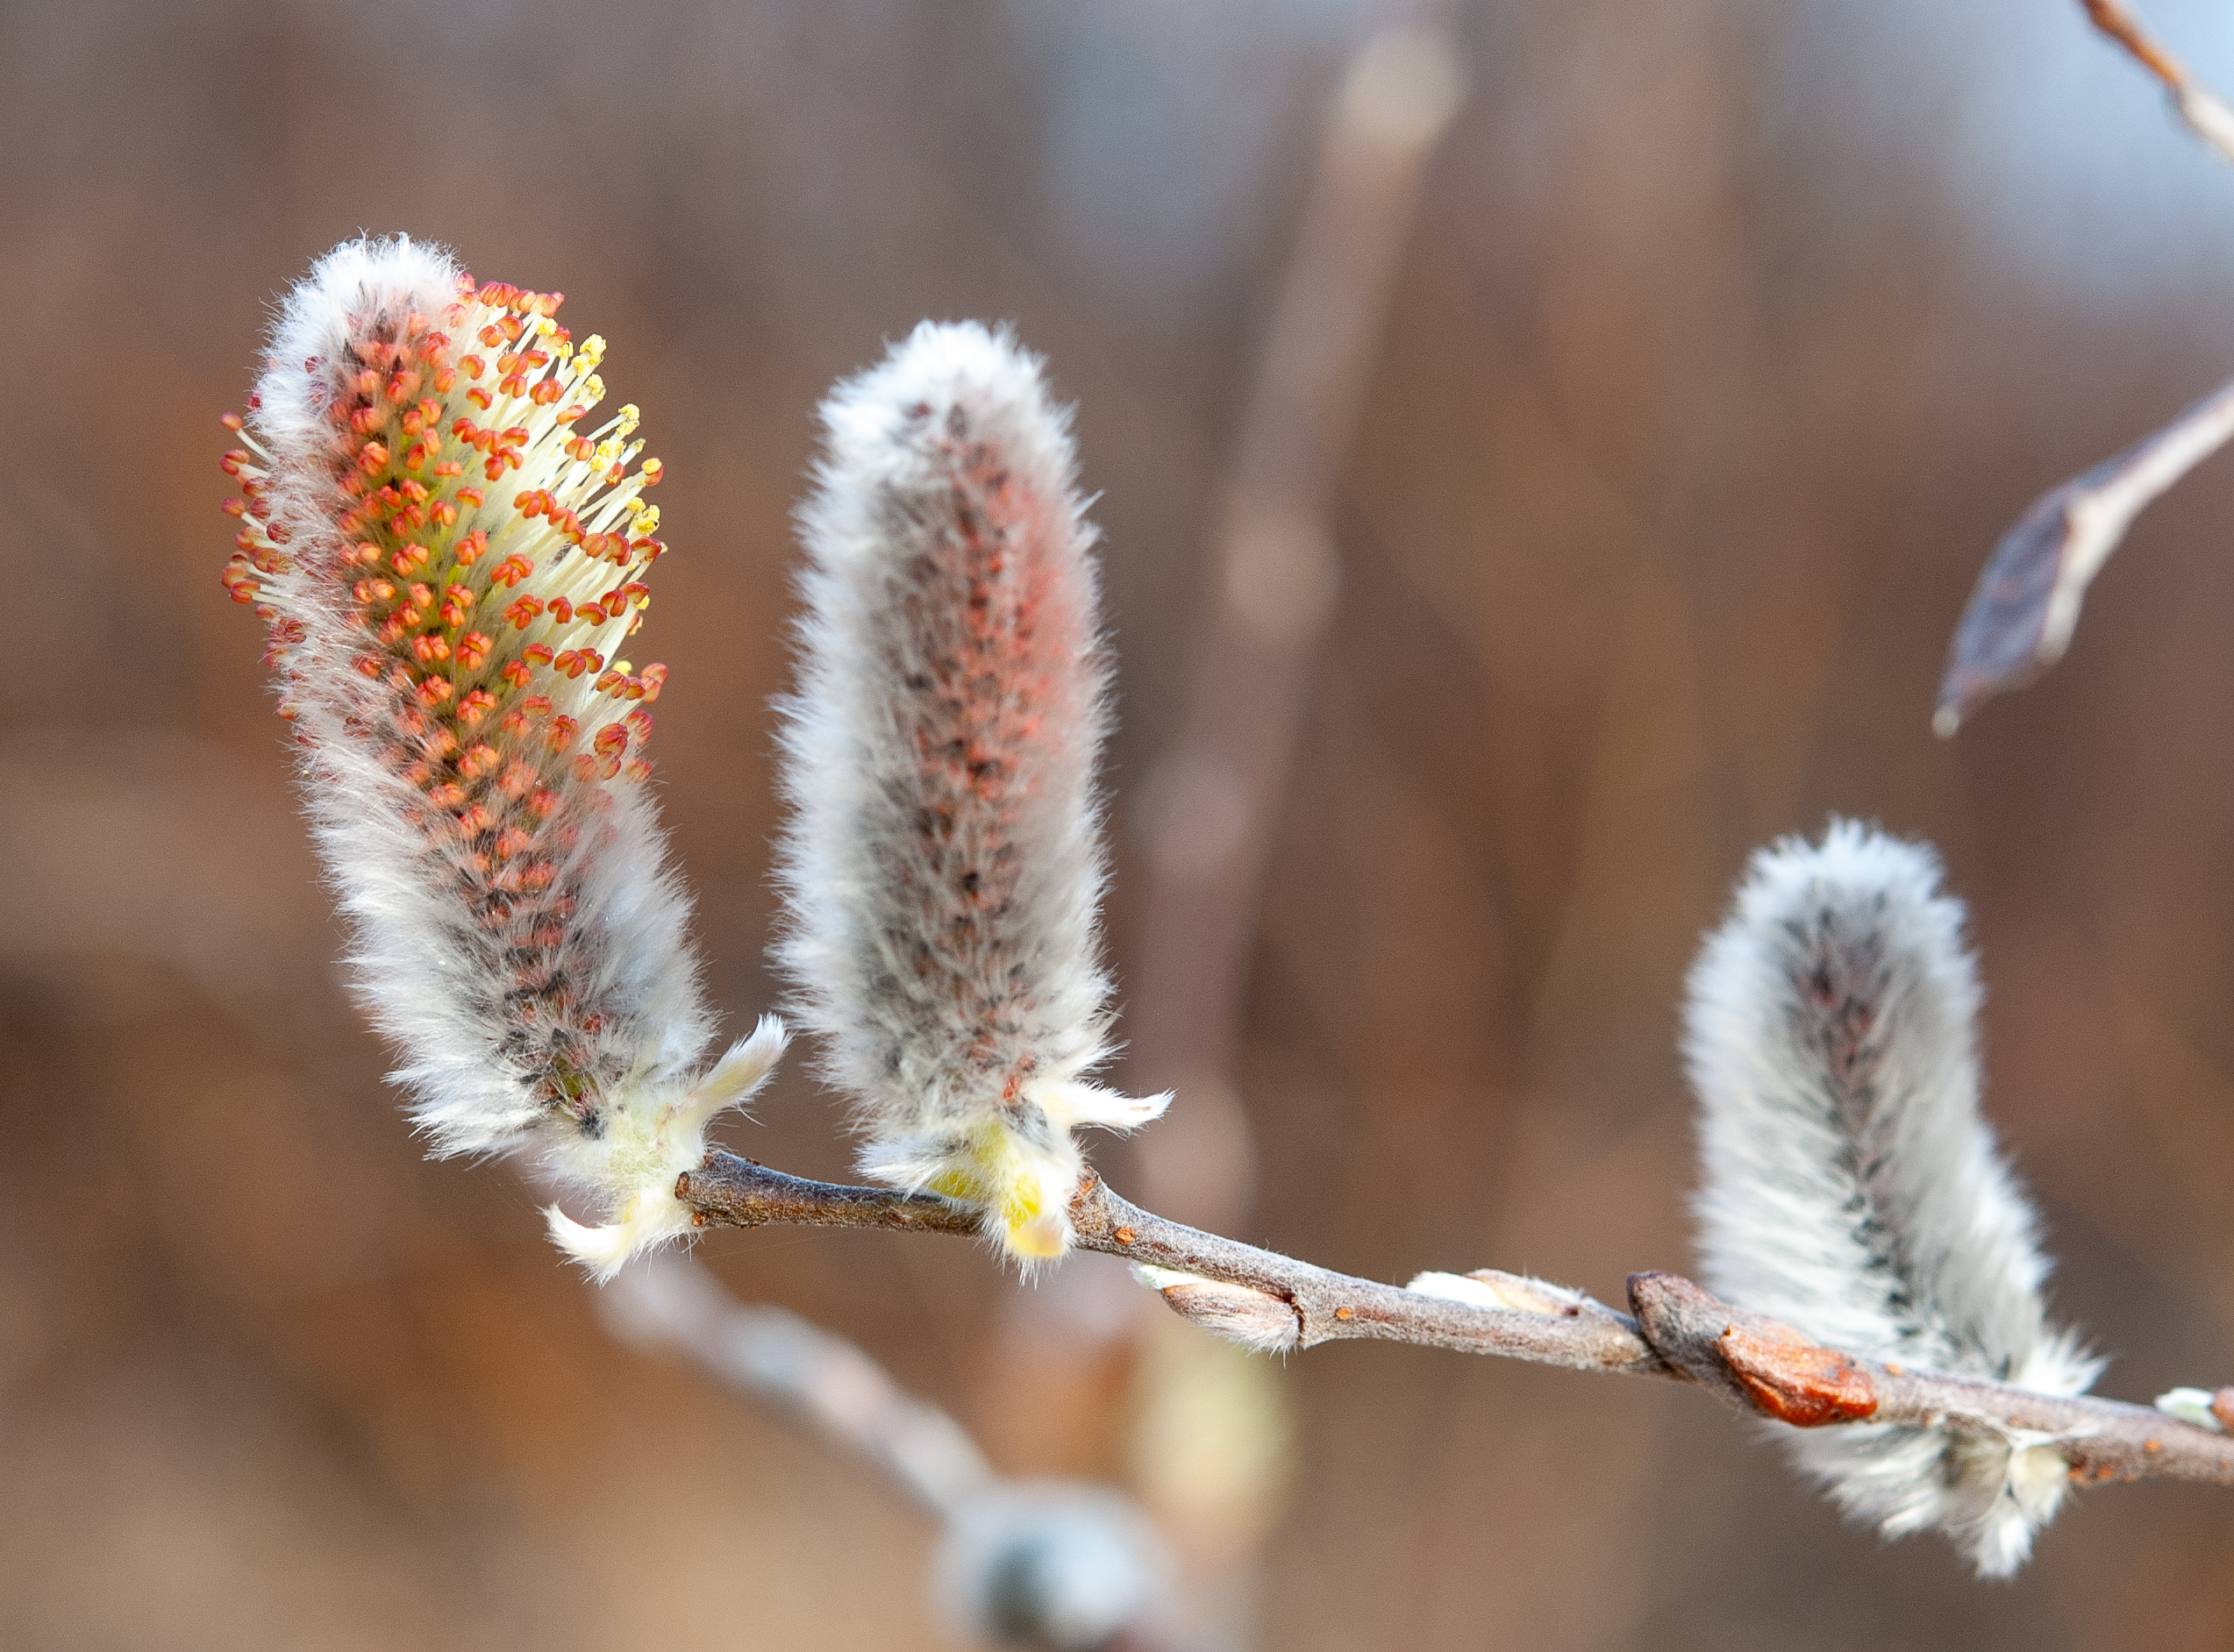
[
  {"left": 1685, "top": 819, "right": 2099, "bottom": 1577},
  {"left": 779, "top": 321, "right": 1166, "bottom": 1261},
  {"left": 221, "top": 236, "right": 781, "bottom": 1279}
]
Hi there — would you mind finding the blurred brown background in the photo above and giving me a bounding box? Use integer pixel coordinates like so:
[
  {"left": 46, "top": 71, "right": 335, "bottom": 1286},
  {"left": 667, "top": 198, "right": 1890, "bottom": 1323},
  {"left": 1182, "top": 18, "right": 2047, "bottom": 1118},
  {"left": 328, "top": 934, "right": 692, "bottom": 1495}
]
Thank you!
[{"left": 9, "top": 0, "right": 2234, "bottom": 1645}]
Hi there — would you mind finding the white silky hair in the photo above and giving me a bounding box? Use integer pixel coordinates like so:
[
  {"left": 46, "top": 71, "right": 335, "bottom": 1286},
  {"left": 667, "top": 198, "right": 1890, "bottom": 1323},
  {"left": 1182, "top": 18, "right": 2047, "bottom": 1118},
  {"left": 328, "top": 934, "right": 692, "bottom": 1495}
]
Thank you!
[
  {"left": 246, "top": 237, "right": 778, "bottom": 1277},
  {"left": 779, "top": 321, "right": 1164, "bottom": 1256},
  {"left": 1686, "top": 818, "right": 2101, "bottom": 1577}
]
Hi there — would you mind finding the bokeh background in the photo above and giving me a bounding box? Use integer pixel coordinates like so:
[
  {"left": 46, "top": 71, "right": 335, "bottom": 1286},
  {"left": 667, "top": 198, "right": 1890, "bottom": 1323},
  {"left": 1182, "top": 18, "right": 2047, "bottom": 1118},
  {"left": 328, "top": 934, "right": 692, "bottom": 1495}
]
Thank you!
[{"left": 9, "top": 0, "right": 2234, "bottom": 1645}]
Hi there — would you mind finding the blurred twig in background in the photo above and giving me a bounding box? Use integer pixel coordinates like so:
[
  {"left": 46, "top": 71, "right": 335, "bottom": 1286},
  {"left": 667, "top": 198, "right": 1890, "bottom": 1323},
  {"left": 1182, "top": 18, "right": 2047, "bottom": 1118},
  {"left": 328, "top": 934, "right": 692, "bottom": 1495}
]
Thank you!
[{"left": 1940, "top": 0, "right": 2234, "bottom": 731}]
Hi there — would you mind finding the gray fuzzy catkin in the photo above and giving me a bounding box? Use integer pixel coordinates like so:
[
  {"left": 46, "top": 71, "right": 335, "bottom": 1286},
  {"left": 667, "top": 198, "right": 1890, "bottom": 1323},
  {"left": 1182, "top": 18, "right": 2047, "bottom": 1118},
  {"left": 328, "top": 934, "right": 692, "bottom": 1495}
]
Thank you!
[
  {"left": 1686, "top": 819, "right": 2100, "bottom": 1576},
  {"left": 778, "top": 321, "right": 1164, "bottom": 1259}
]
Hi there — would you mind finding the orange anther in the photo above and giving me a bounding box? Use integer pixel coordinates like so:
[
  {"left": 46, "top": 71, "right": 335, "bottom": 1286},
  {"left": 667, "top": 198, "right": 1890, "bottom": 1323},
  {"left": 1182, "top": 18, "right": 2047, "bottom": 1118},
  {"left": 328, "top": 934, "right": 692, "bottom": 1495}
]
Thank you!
[
  {"left": 358, "top": 441, "right": 390, "bottom": 475},
  {"left": 220, "top": 411, "right": 245, "bottom": 432},
  {"left": 456, "top": 630, "right": 492, "bottom": 670}
]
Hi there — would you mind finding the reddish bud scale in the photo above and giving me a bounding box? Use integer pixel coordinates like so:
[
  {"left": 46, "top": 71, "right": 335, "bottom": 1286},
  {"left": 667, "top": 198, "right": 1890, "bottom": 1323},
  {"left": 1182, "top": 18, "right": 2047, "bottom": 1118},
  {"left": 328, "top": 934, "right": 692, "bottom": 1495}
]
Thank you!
[{"left": 222, "top": 247, "right": 680, "bottom": 1134}]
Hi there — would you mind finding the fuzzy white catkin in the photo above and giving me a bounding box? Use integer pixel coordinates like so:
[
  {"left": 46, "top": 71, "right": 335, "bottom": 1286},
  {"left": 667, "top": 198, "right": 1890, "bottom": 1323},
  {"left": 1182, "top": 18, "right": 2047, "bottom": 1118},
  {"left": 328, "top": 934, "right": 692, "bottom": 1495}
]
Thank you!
[
  {"left": 1685, "top": 819, "right": 2100, "bottom": 1577},
  {"left": 779, "top": 321, "right": 1167, "bottom": 1260},
  {"left": 228, "top": 237, "right": 781, "bottom": 1278}
]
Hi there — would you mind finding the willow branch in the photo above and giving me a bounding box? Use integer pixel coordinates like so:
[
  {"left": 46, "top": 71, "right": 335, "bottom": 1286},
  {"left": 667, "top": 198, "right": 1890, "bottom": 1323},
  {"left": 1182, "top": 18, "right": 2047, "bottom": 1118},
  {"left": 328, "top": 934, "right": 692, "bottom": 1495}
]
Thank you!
[
  {"left": 678, "top": 1152, "right": 2234, "bottom": 1490},
  {"left": 2081, "top": 0, "right": 2234, "bottom": 167}
]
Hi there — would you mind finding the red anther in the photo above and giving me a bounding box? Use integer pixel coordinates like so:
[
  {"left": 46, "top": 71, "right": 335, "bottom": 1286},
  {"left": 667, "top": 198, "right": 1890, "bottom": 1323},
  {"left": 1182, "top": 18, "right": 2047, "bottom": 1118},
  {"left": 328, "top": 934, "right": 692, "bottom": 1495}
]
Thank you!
[
  {"left": 603, "top": 463, "right": 624, "bottom": 485},
  {"left": 578, "top": 649, "right": 604, "bottom": 674},
  {"left": 494, "top": 825, "right": 533, "bottom": 858},
  {"left": 412, "top": 634, "right": 452, "bottom": 664},
  {"left": 353, "top": 368, "right": 382, "bottom": 397},
  {"left": 477, "top": 281, "right": 510, "bottom": 306},
  {"left": 639, "top": 458, "right": 663, "bottom": 487},
  {"left": 503, "top": 595, "right": 546, "bottom": 630},
  {"left": 553, "top": 650, "right": 583, "bottom": 678},
  {"left": 460, "top": 742, "right": 500, "bottom": 779},
  {"left": 619, "top": 581, "right": 651, "bottom": 602},
  {"left": 354, "top": 654, "right": 383, "bottom": 679},
  {"left": 593, "top": 722, "right": 630, "bottom": 758},
  {"left": 439, "top": 584, "right": 474, "bottom": 626},
  {"left": 459, "top": 804, "right": 494, "bottom": 835},
  {"left": 400, "top": 478, "right": 430, "bottom": 504},
  {"left": 220, "top": 411, "right": 245, "bottom": 432},
  {"left": 406, "top": 581, "right": 434, "bottom": 610},
  {"left": 501, "top": 659, "right": 532, "bottom": 687},
  {"left": 623, "top": 708, "right": 654, "bottom": 744},
  {"left": 351, "top": 542, "right": 382, "bottom": 565},
  {"left": 467, "top": 387, "right": 494, "bottom": 411},
  {"left": 638, "top": 663, "right": 667, "bottom": 701},
  {"left": 595, "top": 670, "right": 626, "bottom": 694},
  {"left": 524, "top": 643, "right": 554, "bottom": 666},
  {"left": 220, "top": 449, "right": 250, "bottom": 476},
  {"left": 428, "top": 781, "right": 466, "bottom": 808},
  {"left": 496, "top": 352, "right": 522, "bottom": 376},
  {"left": 417, "top": 676, "right": 453, "bottom": 706},
  {"left": 501, "top": 316, "right": 525, "bottom": 343},
  {"left": 430, "top": 501, "right": 458, "bottom": 529},
  {"left": 547, "top": 715, "right": 579, "bottom": 751},
  {"left": 548, "top": 597, "right": 574, "bottom": 623},
  {"left": 622, "top": 758, "right": 651, "bottom": 783},
  {"left": 556, "top": 405, "right": 587, "bottom": 427},
  {"left": 390, "top": 543, "right": 430, "bottom": 575},
  {"left": 478, "top": 324, "right": 505, "bottom": 348},
  {"left": 582, "top": 606, "right": 608, "bottom": 627},
  {"left": 351, "top": 406, "right": 386, "bottom": 435},
  {"left": 461, "top": 353, "right": 486, "bottom": 379},
  {"left": 458, "top": 487, "right": 486, "bottom": 508},
  {"left": 432, "top": 460, "right": 464, "bottom": 480},
  {"left": 456, "top": 630, "right": 492, "bottom": 670},
  {"left": 565, "top": 436, "right": 594, "bottom": 461},
  {"left": 225, "top": 576, "right": 260, "bottom": 603},
  {"left": 530, "top": 380, "right": 560, "bottom": 406},
  {"left": 458, "top": 687, "right": 498, "bottom": 725},
  {"left": 386, "top": 370, "right": 421, "bottom": 403},
  {"left": 422, "top": 726, "right": 460, "bottom": 759},
  {"left": 500, "top": 426, "right": 529, "bottom": 446},
  {"left": 498, "top": 765, "right": 537, "bottom": 801},
  {"left": 434, "top": 366, "right": 457, "bottom": 393},
  {"left": 358, "top": 441, "right": 390, "bottom": 475},
  {"left": 499, "top": 373, "right": 527, "bottom": 397},
  {"left": 483, "top": 454, "right": 507, "bottom": 481},
  {"left": 453, "top": 529, "right": 488, "bottom": 565},
  {"left": 516, "top": 489, "right": 543, "bottom": 516},
  {"left": 636, "top": 538, "right": 665, "bottom": 562},
  {"left": 340, "top": 473, "right": 368, "bottom": 499}
]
